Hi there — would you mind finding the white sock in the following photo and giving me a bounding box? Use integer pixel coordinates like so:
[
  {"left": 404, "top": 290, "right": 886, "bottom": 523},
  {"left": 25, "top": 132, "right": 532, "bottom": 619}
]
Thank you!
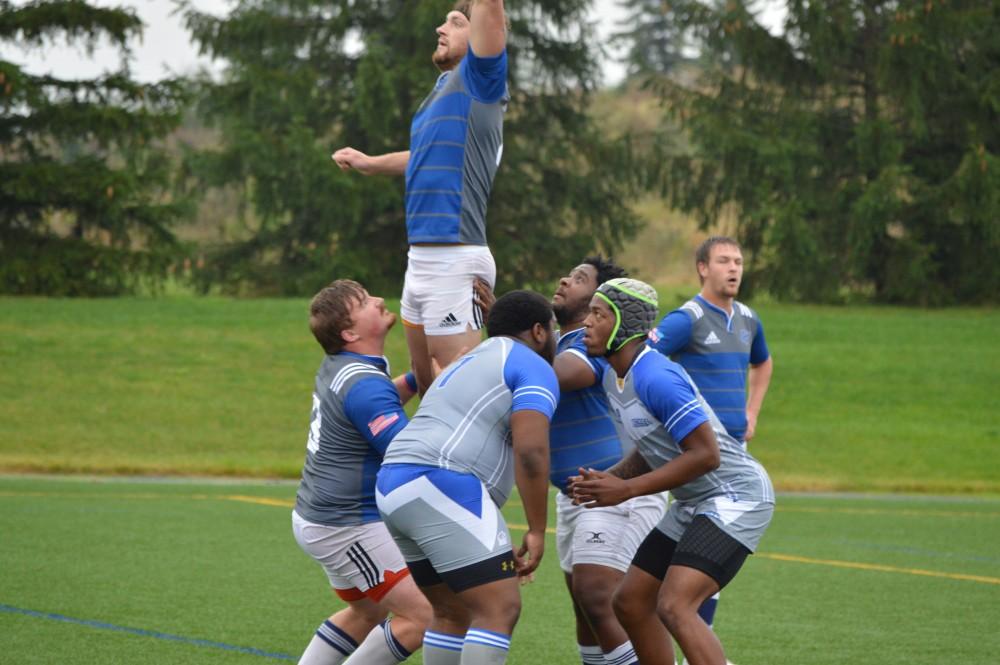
[
  {"left": 298, "top": 619, "right": 357, "bottom": 665},
  {"left": 579, "top": 644, "right": 605, "bottom": 665},
  {"left": 423, "top": 630, "right": 464, "bottom": 665},
  {"left": 344, "top": 619, "right": 411, "bottom": 664},
  {"left": 463, "top": 628, "right": 511, "bottom": 664},
  {"left": 605, "top": 640, "right": 639, "bottom": 665}
]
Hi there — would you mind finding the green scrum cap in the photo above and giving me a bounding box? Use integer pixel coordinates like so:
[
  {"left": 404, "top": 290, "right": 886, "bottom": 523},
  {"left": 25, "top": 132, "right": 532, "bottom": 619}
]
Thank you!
[{"left": 594, "top": 278, "right": 659, "bottom": 353}]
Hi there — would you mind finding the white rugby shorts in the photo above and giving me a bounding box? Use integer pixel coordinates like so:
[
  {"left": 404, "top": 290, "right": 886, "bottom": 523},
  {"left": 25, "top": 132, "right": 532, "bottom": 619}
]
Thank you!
[
  {"left": 291, "top": 511, "right": 410, "bottom": 602},
  {"left": 555, "top": 491, "right": 668, "bottom": 574},
  {"left": 400, "top": 245, "right": 496, "bottom": 336}
]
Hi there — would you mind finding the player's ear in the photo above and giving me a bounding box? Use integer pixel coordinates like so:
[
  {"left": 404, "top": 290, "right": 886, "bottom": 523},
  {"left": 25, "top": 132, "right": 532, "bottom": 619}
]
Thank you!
[{"left": 341, "top": 328, "right": 360, "bottom": 344}]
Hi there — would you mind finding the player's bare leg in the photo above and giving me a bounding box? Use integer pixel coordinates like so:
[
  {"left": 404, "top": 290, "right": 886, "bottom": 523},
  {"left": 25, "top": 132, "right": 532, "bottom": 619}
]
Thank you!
[
  {"left": 351, "top": 575, "right": 433, "bottom": 657},
  {"left": 613, "top": 566, "right": 676, "bottom": 665},
  {"left": 427, "top": 327, "right": 481, "bottom": 371},
  {"left": 572, "top": 564, "right": 631, "bottom": 651},
  {"left": 658, "top": 566, "right": 725, "bottom": 665},
  {"left": 564, "top": 571, "right": 600, "bottom": 643},
  {"left": 403, "top": 323, "right": 434, "bottom": 395},
  {"left": 417, "top": 583, "right": 471, "bottom": 665}
]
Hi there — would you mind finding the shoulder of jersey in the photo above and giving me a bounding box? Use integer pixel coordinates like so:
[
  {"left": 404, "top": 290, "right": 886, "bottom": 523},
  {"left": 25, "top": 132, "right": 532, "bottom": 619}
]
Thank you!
[
  {"left": 734, "top": 301, "right": 755, "bottom": 319},
  {"left": 330, "top": 362, "right": 387, "bottom": 394},
  {"left": 680, "top": 299, "right": 704, "bottom": 320}
]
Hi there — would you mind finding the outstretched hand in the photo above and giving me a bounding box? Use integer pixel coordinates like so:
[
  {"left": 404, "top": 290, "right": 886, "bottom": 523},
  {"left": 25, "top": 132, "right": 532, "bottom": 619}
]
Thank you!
[
  {"left": 331, "top": 147, "right": 373, "bottom": 174},
  {"left": 568, "top": 467, "right": 632, "bottom": 508}
]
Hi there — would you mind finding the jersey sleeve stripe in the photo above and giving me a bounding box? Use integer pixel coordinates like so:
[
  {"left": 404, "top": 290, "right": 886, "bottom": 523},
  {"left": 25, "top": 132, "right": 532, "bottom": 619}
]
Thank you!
[
  {"left": 663, "top": 398, "right": 701, "bottom": 432},
  {"left": 513, "top": 387, "right": 557, "bottom": 409},
  {"left": 331, "top": 364, "right": 385, "bottom": 393}
]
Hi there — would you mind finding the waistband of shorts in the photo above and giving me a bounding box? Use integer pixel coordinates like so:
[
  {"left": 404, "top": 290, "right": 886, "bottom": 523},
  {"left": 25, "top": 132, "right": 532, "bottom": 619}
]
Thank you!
[{"left": 407, "top": 244, "right": 494, "bottom": 260}]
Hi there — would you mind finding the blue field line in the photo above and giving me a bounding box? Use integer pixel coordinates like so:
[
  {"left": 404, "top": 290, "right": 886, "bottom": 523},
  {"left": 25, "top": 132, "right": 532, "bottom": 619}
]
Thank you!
[{"left": 0, "top": 603, "right": 296, "bottom": 660}]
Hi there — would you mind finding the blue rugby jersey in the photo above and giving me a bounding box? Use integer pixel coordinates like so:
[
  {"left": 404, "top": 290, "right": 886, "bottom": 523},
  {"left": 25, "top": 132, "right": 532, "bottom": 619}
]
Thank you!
[
  {"left": 647, "top": 295, "right": 769, "bottom": 441},
  {"left": 294, "top": 352, "right": 409, "bottom": 526},
  {"left": 405, "top": 46, "right": 508, "bottom": 245},
  {"left": 549, "top": 329, "right": 630, "bottom": 492}
]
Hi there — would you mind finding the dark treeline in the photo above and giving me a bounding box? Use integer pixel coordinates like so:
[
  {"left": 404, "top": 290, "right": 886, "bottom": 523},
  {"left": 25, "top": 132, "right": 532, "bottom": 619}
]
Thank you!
[{"left": 2, "top": 0, "right": 997, "bottom": 303}]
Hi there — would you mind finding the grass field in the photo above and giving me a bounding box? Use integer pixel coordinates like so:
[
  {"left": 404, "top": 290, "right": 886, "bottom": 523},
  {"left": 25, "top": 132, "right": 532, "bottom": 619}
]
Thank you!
[
  {"left": 1, "top": 475, "right": 998, "bottom": 664},
  {"left": 1, "top": 295, "right": 997, "bottom": 492}
]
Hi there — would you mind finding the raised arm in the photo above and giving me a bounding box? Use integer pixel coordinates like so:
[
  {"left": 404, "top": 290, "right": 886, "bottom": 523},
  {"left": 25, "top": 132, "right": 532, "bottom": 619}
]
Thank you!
[
  {"left": 331, "top": 148, "right": 410, "bottom": 176},
  {"left": 553, "top": 351, "right": 598, "bottom": 392},
  {"left": 510, "top": 408, "right": 550, "bottom": 576},
  {"left": 469, "top": 0, "right": 506, "bottom": 57}
]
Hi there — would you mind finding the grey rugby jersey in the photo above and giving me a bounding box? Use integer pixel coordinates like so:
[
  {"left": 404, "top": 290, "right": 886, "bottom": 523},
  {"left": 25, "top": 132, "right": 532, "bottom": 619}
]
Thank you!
[
  {"left": 295, "top": 352, "right": 408, "bottom": 526},
  {"left": 603, "top": 347, "right": 772, "bottom": 504},
  {"left": 382, "top": 336, "right": 559, "bottom": 507}
]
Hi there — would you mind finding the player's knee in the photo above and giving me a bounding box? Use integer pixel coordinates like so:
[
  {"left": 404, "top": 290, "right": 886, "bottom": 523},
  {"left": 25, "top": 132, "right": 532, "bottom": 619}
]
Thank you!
[
  {"left": 471, "top": 590, "right": 521, "bottom": 629},
  {"left": 404, "top": 593, "right": 434, "bottom": 629},
  {"left": 571, "top": 578, "right": 614, "bottom": 622},
  {"left": 656, "top": 595, "right": 691, "bottom": 633},
  {"left": 349, "top": 602, "right": 389, "bottom": 626},
  {"left": 611, "top": 587, "right": 643, "bottom": 627}
]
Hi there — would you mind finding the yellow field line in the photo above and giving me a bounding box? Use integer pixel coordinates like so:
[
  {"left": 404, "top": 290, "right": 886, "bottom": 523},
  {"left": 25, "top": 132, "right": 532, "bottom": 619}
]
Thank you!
[
  {"left": 756, "top": 552, "right": 1000, "bottom": 586},
  {"left": 5, "top": 490, "right": 999, "bottom": 585},
  {"left": 223, "top": 495, "right": 294, "bottom": 508}
]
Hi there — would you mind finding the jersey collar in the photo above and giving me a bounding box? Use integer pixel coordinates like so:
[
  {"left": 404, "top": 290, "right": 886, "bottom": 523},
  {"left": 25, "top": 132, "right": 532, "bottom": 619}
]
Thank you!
[
  {"left": 336, "top": 351, "right": 390, "bottom": 374},
  {"left": 695, "top": 294, "right": 736, "bottom": 332}
]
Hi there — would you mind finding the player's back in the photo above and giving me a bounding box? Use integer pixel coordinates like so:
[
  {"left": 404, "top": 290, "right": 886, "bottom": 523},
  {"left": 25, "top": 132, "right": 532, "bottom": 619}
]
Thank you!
[
  {"left": 296, "top": 353, "right": 400, "bottom": 526},
  {"left": 383, "top": 336, "right": 557, "bottom": 506}
]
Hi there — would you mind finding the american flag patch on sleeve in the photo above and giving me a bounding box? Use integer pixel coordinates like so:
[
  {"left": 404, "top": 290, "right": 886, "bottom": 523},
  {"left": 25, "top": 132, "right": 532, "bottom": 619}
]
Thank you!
[
  {"left": 368, "top": 412, "right": 401, "bottom": 436},
  {"left": 648, "top": 329, "right": 661, "bottom": 343}
]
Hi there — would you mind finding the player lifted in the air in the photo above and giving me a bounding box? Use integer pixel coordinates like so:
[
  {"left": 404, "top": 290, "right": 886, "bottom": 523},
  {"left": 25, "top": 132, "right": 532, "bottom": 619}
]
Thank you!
[
  {"left": 571, "top": 278, "right": 774, "bottom": 665},
  {"left": 376, "top": 290, "right": 558, "bottom": 665},
  {"left": 333, "top": 0, "right": 509, "bottom": 396}
]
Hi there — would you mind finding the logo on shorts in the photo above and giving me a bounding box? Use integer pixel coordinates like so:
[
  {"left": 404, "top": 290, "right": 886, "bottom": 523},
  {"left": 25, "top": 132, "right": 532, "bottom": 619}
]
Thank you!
[
  {"left": 631, "top": 417, "right": 653, "bottom": 428},
  {"left": 439, "top": 313, "right": 462, "bottom": 329},
  {"left": 585, "top": 531, "right": 606, "bottom": 544}
]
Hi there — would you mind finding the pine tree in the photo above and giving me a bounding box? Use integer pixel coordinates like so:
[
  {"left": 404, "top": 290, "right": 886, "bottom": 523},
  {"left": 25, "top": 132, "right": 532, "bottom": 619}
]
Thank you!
[
  {"left": 0, "top": 0, "right": 190, "bottom": 295},
  {"left": 179, "top": 0, "right": 641, "bottom": 295},
  {"left": 630, "top": 0, "right": 1000, "bottom": 304}
]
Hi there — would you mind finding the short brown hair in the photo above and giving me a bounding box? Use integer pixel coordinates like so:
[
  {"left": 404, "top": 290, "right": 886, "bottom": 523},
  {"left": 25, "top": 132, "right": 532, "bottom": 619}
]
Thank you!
[
  {"left": 309, "top": 280, "right": 366, "bottom": 354},
  {"left": 453, "top": 0, "right": 471, "bottom": 18}
]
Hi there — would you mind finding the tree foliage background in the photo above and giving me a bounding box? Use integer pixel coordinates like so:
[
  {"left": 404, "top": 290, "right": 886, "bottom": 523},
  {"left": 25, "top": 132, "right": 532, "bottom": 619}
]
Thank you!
[
  {"left": 622, "top": 0, "right": 1000, "bottom": 304},
  {"left": 180, "top": 0, "right": 642, "bottom": 296},
  {"left": 0, "top": 0, "right": 189, "bottom": 296}
]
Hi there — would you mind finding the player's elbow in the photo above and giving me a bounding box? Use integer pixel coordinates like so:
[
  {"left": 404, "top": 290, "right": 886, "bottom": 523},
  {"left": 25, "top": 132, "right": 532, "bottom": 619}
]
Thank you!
[
  {"left": 701, "top": 445, "right": 721, "bottom": 473},
  {"left": 516, "top": 445, "right": 549, "bottom": 478}
]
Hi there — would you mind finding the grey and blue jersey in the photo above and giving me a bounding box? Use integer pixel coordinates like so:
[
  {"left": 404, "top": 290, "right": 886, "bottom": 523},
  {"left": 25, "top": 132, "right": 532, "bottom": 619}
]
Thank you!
[
  {"left": 647, "top": 295, "right": 769, "bottom": 441},
  {"left": 381, "top": 336, "right": 559, "bottom": 506},
  {"left": 294, "top": 352, "right": 408, "bottom": 526},
  {"left": 603, "top": 347, "right": 772, "bottom": 508},
  {"left": 550, "top": 328, "right": 630, "bottom": 492},
  {"left": 405, "top": 46, "right": 508, "bottom": 245}
]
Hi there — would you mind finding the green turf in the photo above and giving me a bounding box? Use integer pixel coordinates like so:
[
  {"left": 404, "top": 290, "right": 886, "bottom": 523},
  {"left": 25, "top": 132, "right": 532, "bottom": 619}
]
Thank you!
[
  {"left": 2, "top": 476, "right": 998, "bottom": 664},
  {"left": 1, "top": 296, "right": 997, "bottom": 492}
]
